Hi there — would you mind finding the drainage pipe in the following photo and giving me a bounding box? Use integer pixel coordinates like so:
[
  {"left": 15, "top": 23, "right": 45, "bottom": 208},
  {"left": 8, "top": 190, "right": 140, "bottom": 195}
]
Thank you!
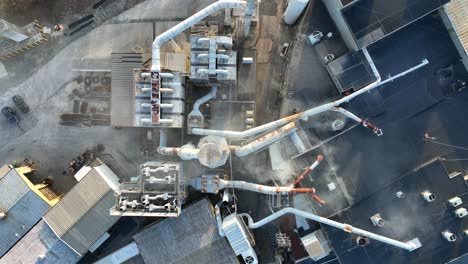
[
  {"left": 215, "top": 201, "right": 226, "bottom": 237},
  {"left": 239, "top": 208, "right": 420, "bottom": 251},
  {"left": 191, "top": 59, "right": 429, "bottom": 138},
  {"left": 151, "top": 0, "right": 246, "bottom": 73}
]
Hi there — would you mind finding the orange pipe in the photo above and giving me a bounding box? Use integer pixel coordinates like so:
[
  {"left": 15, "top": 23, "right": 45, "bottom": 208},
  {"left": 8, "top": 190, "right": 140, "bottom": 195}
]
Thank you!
[{"left": 289, "top": 188, "right": 315, "bottom": 194}]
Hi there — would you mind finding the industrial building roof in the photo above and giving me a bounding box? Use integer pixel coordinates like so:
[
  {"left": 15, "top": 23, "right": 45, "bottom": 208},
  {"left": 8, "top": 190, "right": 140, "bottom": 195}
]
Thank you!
[
  {"left": 324, "top": 159, "right": 468, "bottom": 263},
  {"left": 445, "top": 0, "right": 468, "bottom": 54},
  {"left": 326, "top": 49, "right": 377, "bottom": 93},
  {"left": 110, "top": 53, "right": 142, "bottom": 127},
  {"left": 0, "top": 167, "right": 50, "bottom": 257},
  {"left": 342, "top": 0, "right": 449, "bottom": 48},
  {"left": 133, "top": 198, "right": 238, "bottom": 264},
  {"left": 0, "top": 220, "right": 80, "bottom": 264},
  {"left": 43, "top": 163, "right": 120, "bottom": 255}
]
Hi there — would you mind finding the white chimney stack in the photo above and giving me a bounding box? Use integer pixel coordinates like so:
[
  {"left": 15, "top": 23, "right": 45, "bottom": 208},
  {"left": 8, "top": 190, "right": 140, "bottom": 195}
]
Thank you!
[
  {"left": 421, "top": 191, "right": 436, "bottom": 202},
  {"left": 442, "top": 231, "right": 457, "bottom": 242}
]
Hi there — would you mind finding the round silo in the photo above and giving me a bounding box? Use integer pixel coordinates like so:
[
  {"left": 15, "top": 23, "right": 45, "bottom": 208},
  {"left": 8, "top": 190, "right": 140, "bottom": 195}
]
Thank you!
[{"left": 283, "top": 0, "right": 310, "bottom": 25}]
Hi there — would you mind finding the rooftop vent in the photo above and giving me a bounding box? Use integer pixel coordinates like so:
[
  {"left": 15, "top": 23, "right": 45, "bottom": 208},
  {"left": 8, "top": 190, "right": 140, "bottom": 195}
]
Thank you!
[
  {"left": 442, "top": 231, "right": 457, "bottom": 242},
  {"left": 449, "top": 196, "right": 463, "bottom": 207},
  {"left": 355, "top": 236, "right": 370, "bottom": 247},
  {"left": 395, "top": 191, "right": 405, "bottom": 199},
  {"left": 370, "top": 213, "right": 384, "bottom": 227},
  {"left": 0, "top": 211, "right": 5, "bottom": 219},
  {"left": 455, "top": 208, "right": 468, "bottom": 218},
  {"left": 421, "top": 191, "right": 436, "bottom": 202}
]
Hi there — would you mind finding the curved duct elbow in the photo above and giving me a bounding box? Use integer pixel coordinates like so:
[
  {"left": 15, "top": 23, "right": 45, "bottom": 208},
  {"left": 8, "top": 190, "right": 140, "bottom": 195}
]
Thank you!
[
  {"left": 197, "top": 53, "right": 210, "bottom": 60},
  {"left": 217, "top": 54, "right": 230, "bottom": 61},
  {"left": 197, "top": 69, "right": 209, "bottom": 77},
  {"left": 215, "top": 69, "right": 229, "bottom": 77},
  {"left": 197, "top": 38, "right": 210, "bottom": 44}
]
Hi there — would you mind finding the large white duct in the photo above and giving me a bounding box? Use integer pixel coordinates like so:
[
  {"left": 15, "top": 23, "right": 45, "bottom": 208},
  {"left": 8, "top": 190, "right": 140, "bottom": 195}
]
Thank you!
[
  {"left": 240, "top": 208, "right": 421, "bottom": 251},
  {"left": 191, "top": 59, "right": 429, "bottom": 138},
  {"left": 151, "top": 0, "right": 246, "bottom": 72},
  {"left": 191, "top": 86, "right": 218, "bottom": 117},
  {"left": 218, "top": 179, "right": 315, "bottom": 195},
  {"left": 283, "top": 0, "right": 309, "bottom": 25},
  {"left": 234, "top": 122, "right": 298, "bottom": 157}
]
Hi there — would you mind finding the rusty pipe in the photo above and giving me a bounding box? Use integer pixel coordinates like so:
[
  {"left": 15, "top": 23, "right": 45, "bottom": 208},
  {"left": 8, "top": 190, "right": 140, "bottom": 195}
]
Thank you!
[
  {"left": 312, "top": 194, "right": 326, "bottom": 206},
  {"left": 234, "top": 122, "right": 298, "bottom": 157},
  {"left": 288, "top": 188, "right": 316, "bottom": 194},
  {"left": 218, "top": 179, "right": 314, "bottom": 195},
  {"left": 291, "top": 155, "right": 323, "bottom": 187}
]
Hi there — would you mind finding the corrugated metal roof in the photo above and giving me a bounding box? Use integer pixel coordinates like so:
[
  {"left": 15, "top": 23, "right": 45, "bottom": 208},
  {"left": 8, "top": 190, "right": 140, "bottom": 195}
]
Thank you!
[
  {"left": 222, "top": 214, "right": 252, "bottom": 256},
  {"left": 44, "top": 167, "right": 120, "bottom": 255},
  {"left": 60, "top": 192, "right": 118, "bottom": 255},
  {"left": 110, "top": 53, "right": 142, "bottom": 127},
  {"left": 446, "top": 0, "right": 468, "bottom": 53},
  {"left": 133, "top": 199, "right": 237, "bottom": 264},
  {"left": 0, "top": 220, "right": 80, "bottom": 264},
  {"left": 0, "top": 191, "right": 50, "bottom": 257},
  {"left": 0, "top": 169, "right": 30, "bottom": 212}
]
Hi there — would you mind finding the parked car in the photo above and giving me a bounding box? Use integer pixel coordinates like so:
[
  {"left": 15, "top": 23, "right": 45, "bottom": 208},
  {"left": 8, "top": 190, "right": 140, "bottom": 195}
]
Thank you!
[
  {"left": 12, "top": 95, "right": 30, "bottom": 113},
  {"left": 1, "top": 106, "right": 19, "bottom": 124}
]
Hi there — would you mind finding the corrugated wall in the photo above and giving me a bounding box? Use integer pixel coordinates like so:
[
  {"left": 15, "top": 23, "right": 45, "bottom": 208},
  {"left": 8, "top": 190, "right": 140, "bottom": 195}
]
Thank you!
[
  {"left": 445, "top": 0, "right": 468, "bottom": 54},
  {"left": 110, "top": 53, "right": 142, "bottom": 127}
]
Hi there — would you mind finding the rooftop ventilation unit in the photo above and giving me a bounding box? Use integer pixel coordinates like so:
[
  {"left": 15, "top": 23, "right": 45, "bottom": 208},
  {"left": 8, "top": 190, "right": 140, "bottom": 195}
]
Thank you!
[
  {"left": 355, "top": 236, "right": 370, "bottom": 247},
  {"left": 442, "top": 231, "right": 457, "bottom": 242},
  {"left": 455, "top": 208, "right": 468, "bottom": 218},
  {"left": 421, "top": 191, "right": 436, "bottom": 202},
  {"left": 370, "top": 214, "right": 384, "bottom": 227},
  {"left": 449, "top": 196, "right": 463, "bottom": 207}
]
